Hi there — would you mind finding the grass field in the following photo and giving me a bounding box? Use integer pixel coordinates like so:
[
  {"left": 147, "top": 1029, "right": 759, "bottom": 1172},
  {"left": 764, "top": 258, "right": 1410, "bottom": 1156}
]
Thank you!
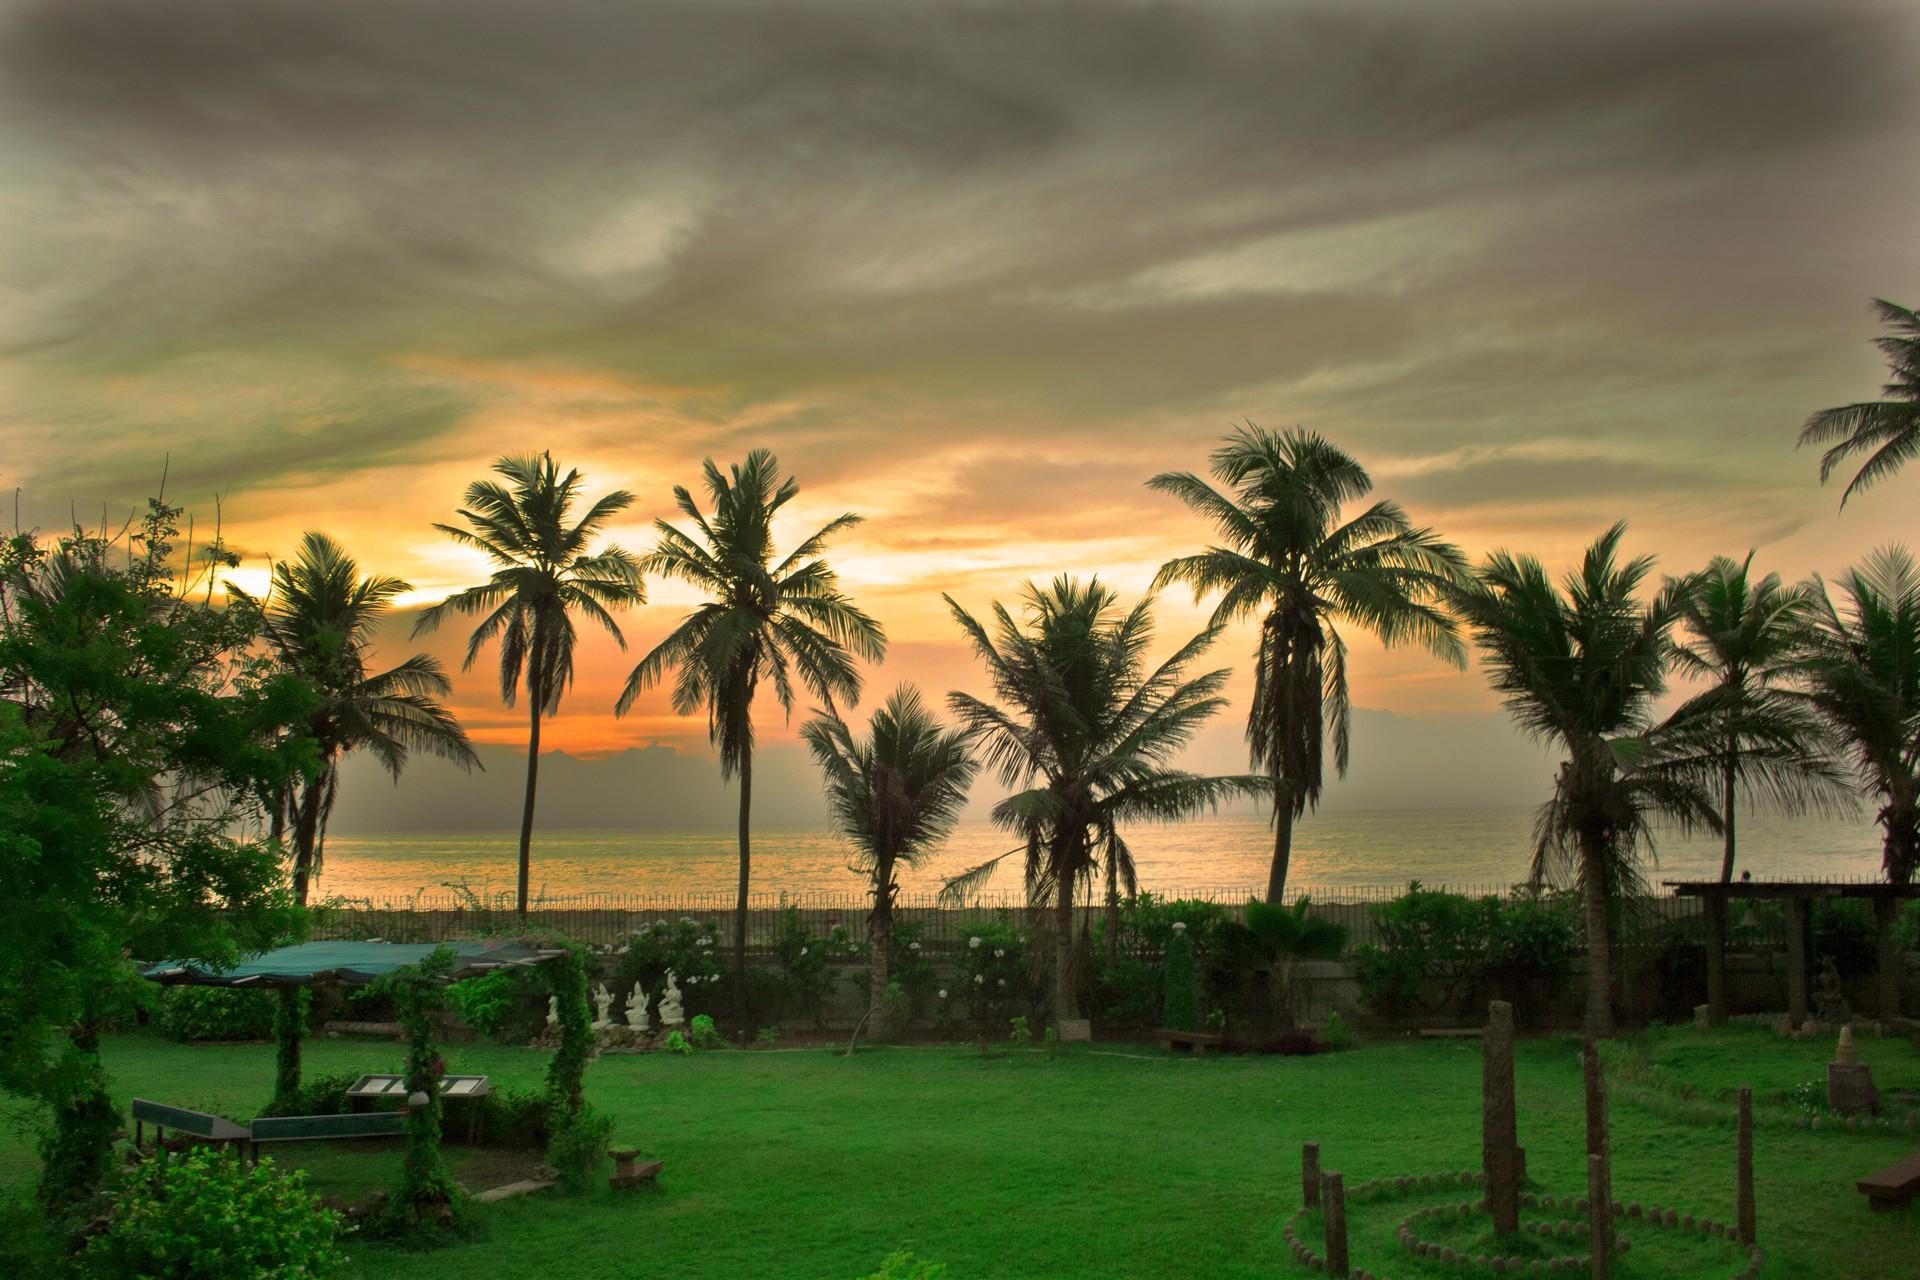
[{"left": 2, "top": 1029, "right": 1914, "bottom": 1279}]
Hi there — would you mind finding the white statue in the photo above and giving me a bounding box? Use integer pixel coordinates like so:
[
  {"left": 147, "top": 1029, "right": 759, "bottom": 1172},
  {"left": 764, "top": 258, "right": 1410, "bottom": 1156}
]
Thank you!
[
  {"left": 659, "top": 970, "right": 685, "bottom": 1028},
  {"left": 591, "top": 982, "right": 614, "bottom": 1030},
  {"left": 545, "top": 995, "right": 559, "bottom": 1028},
  {"left": 625, "top": 983, "right": 649, "bottom": 1033}
]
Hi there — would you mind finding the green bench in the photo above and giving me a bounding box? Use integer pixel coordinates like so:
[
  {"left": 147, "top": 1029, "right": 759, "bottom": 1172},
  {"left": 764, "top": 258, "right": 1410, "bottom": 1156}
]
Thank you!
[
  {"left": 249, "top": 1111, "right": 406, "bottom": 1144},
  {"left": 131, "top": 1098, "right": 250, "bottom": 1151}
]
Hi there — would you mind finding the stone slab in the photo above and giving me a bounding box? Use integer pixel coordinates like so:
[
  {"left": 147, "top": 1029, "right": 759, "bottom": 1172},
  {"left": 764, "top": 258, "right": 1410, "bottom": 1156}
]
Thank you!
[{"left": 473, "top": 1178, "right": 556, "bottom": 1203}]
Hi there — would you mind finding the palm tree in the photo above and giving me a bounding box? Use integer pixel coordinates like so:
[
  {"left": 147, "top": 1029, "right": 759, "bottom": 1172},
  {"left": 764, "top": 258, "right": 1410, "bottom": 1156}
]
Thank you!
[
  {"left": 414, "top": 453, "right": 644, "bottom": 920},
  {"left": 245, "top": 532, "right": 479, "bottom": 906},
  {"left": 617, "top": 450, "right": 884, "bottom": 1005},
  {"left": 802, "top": 685, "right": 978, "bottom": 1022},
  {"left": 1670, "top": 553, "right": 1849, "bottom": 882},
  {"left": 1799, "top": 299, "right": 1920, "bottom": 506},
  {"left": 1448, "top": 525, "right": 1832, "bottom": 1036},
  {"left": 1150, "top": 425, "right": 1467, "bottom": 903},
  {"left": 941, "top": 577, "right": 1267, "bottom": 1028},
  {"left": 1801, "top": 547, "right": 1920, "bottom": 884}
]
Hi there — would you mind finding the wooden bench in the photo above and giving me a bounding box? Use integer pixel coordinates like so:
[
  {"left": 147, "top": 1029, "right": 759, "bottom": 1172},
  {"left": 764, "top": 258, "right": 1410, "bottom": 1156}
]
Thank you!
[
  {"left": 131, "top": 1099, "right": 249, "bottom": 1152},
  {"left": 1156, "top": 1029, "right": 1224, "bottom": 1055},
  {"left": 1856, "top": 1153, "right": 1920, "bottom": 1212}
]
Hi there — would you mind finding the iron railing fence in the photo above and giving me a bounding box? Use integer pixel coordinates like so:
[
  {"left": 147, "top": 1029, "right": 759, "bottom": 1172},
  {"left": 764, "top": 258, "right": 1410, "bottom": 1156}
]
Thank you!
[{"left": 304, "top": 883, "right": 1749, "bottom": 952}]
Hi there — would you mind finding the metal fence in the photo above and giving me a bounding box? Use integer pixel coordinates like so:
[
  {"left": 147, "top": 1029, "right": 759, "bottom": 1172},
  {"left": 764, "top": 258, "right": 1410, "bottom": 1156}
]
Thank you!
[{"left": 305, "top": 882, "right": 1724, "bottom": 952}]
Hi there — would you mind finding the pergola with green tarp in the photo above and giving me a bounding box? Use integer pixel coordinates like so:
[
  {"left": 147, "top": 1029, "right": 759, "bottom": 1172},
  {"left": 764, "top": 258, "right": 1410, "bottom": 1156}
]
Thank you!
[{"left": 141, "top": 939, "right": 564, "bottom": 988}]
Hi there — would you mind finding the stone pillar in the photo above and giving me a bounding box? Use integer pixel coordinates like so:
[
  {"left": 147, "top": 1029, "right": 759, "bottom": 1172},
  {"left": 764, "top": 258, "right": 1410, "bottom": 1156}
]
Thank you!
[
  {"left": 1587, "top": 1153, "right": 1612, "bottom": 1280},
  {"left": 1874, "top": 898, "right": 1902, "bottom": 1021},
  {"left": 1302, "top": 1141, "right": 1320, "bottom": 1209},
  {"left": 1322, "top": 1172, "right": 1348, "bottom": 1279},
  {"left": 1483, "top": 1000, "right": 1519, "bottom": 1234},
  {"left": 1704, "top": 896, "right": 1728, "bottom": 1023},
  {"left": 1736, "top": 1086, "right": 1755, "bottom": 1247},
  {"left": 1784, "top": 898, "right": 1809, "bottom": 1027}
]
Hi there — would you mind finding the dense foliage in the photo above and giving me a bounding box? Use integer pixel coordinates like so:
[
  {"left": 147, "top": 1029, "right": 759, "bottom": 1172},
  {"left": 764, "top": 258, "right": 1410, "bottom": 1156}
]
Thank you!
[
  {"left": 1351, "top": 884, "right": 1578, "bottom": 1023},
  {"left": 81, "top": 1148, "right": 343, "bottom": 1280},
  {"left": 154, "top": 986, "right": 279, "bottom": 1043}
]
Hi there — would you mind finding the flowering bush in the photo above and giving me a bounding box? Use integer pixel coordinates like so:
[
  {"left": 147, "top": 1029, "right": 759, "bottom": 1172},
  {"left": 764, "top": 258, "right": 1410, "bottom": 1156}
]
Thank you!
[
  {"left": 774, "top": 908, "right": 860, "bottom": 1025},
  {"left": 615, "top": 917, "right": 724, "bottom": 1023},
  {"left": 82, "top": 1148, "right": 343, "bottom": 1279},
  {"left": 956, "top": 915, "right": 1032, "bottom": 1022},
  {"left": 1092, "top": 894, "right": 1228, "bottom": 1030}
]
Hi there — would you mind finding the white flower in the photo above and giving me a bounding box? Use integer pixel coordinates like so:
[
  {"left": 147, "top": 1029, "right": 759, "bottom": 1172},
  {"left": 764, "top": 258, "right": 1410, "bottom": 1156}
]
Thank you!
[
  {"left": 994, "top": 948, "right": 1005, "bottom": 958},
  {"left": 997, "top": 978, "right": 1006, "bottom": 988},
  {"left": 909, "top": 942, "right": 922, "bottom": 951},
  {"left": 969, "top": 937, "right": 982, "bottom": 949},
  {"left": 974, "top": 974, "right": 984, "bottom": 984},
  {"left": 1171, "top": 921, "right": 1187, "bottom": 934},
  {"left": 800, "top": 946, "right": 809, "bottom": 957},
  {"left": 938, "top": 989, "right": 948, "bottom": 999},
  {"left": 697, "top": 936, "right": 712, "bottom": 946}
]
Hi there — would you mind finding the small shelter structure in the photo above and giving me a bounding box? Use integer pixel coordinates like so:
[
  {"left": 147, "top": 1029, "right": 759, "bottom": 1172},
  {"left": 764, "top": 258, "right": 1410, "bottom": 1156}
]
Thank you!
[
  {"left": 1665, "top": 880, "right": 1918, "bottom": 1025},
  {"left": 141, "top": 938, "right": 564, "bottom": 988}
]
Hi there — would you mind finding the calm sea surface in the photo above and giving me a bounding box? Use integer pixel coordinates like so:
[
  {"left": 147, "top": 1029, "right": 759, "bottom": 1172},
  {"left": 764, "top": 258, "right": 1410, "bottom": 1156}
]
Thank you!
[{"left": 314, "top": 808, "right": 1888, "bottom": 904}]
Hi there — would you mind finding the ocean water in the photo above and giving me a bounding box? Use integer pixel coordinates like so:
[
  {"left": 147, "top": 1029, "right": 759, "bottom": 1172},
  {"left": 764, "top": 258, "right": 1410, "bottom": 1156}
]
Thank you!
[{"left": 312, "top": 807, "right": 1889, "bottom": 904}]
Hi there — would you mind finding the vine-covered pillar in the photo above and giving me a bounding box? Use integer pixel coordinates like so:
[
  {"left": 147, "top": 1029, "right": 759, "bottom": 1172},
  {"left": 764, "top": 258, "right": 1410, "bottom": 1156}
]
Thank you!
[
  {"left": 271, "top": 985, "right": 305, "bottom": 1111},
  {"left": 380, "top": 952, "right": 457, "bottom": 1225},
  {"left": 542, "top": 947, "right": 593, "bottom": 1118}
]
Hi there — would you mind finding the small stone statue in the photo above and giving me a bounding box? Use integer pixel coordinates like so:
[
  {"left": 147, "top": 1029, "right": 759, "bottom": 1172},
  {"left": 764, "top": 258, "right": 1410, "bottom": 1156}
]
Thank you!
[
  {"left": 546, "top": 995, "right": 559, "bottom": 1028},
  {"left": 1812, "top": 958, "right": 1852, "bottom": 1025},
  {"left": 625, "top": 983, "right": 649, "bottom": 1033},
  {"left": 592, "top": 982, "right": 614, "bottom": 1030},
  {"left": 659, "top": 970, "right": 685, "bottom": 1028},
  {"left": 1837, "top": 1024, "right": 1859, "bottom": 1065}
]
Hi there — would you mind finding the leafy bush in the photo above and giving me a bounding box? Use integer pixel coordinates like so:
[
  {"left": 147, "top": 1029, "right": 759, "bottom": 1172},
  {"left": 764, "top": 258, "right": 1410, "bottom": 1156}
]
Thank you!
[
  {"left": 664, "top": 1030, "right": 692, "bottom": 1055},
  {"left": 1092, "top": 895, "right": 1227, "bottom": 1030},
  {"left": 1161, "top": 927, "right": 1197, "bottom": 1032},
  {"left": 82, "top": 1148, "right": 343, "bottom": 1280},
  {"left": 475, "top": 1085, "right": 552, "bottom": 1149},
  {"left": 154, "top": 986, "right": 278, "bottom": 1042},
  {"left": 862, "top": 1252, "right": 948, "bottom": 1279},
  {"left": 879, "top": 920, "right": 940, "bottom": 1019},
  {"left": 257, "top": 1071, "right": 357, "bottom": 1119},
  {"left": 957, "top": 914, "right": 1034, "bottom": 1022},
  {"left": 448, "top": 967, "right": 547, "bottom": 1044},
  {"left": 689, "top": 1013, "right": 723, "bottom": 1049},
  {"left": 1351, "top": 883, "right": 1576, "bottom": 1022},
  {"left": 773, "top": 908, "right": 855, "bottom": 1025},
  {"left": 546, "top": 1103, "right": 614, "bottom": 1193}
]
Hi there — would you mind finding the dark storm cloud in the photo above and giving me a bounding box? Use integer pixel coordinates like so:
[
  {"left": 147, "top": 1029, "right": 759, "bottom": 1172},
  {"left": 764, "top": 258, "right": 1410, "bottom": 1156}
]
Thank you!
[{"left": 1, "top": 0, "right": 1915, "bottom": 519}]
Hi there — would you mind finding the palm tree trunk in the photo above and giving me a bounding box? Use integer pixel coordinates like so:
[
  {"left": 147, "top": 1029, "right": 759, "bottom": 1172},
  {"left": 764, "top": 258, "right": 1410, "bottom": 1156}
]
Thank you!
[
  {"left": 868, "top": 906, "right": 890, "bottom": 1032},
  {"left": 1266, "top": 789, "right": 1294, "bottom": 905},
  {"left": 735, "top": 747, "right": 752, "bottom": 1020},
  {"left": 1055, "top": 878, "right": 1079, "bottom": 1024},
  {"left": 291, "top": 778, "right": 324, "bottom": 908},
  {"left": 516, "top": 672, "right": 542, "bottom": 923},
  {"left": 1580, "top": 831, "right": 1615, "bottom": 1038},
  {"left": 1719, "top": 740, "right": 1738, "bottom": 883},
  {"left": 1103, "top": 855, "right": 1119, "bottom": 969}
]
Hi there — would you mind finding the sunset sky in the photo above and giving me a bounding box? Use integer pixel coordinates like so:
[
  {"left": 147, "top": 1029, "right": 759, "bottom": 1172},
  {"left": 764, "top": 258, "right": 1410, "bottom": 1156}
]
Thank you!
[{"left": 6, "top": 0, "right": 1920, "bottom": 786}]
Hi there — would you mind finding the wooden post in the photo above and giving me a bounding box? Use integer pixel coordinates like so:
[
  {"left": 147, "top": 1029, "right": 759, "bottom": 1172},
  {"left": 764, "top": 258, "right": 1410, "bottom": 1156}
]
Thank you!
[
  {"left": 1704, "top": 895, "right": 1728, "bottom": 1023},
  {"left": 1323, "top": 1171, "right": 1349, "bottom": 1279},
  {"left": 1874, "top": 898, "right": 1901, "bottom": 1021},
  {"left": 1736, "top": 1086, "right": 1755, "bottom": 1247},
  {"left": 1483, "top": 1000, "right": 1519, "bottom": 1234},
  {"left": 1302, "top": 1141, "right": 1320, "bottom": 1208},
  {"left": 1587, "top": 1153, "right": 1611, "bottom": 1280},
  {"left": 1783, "top": 897, "right": 1809, "bottom": 1026}
]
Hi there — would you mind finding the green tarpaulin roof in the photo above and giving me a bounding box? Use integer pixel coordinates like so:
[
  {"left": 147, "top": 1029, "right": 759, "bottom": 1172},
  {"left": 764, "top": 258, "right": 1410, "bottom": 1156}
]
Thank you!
[{"left": 140, "top": 939, "right": 562, "bottom": 987}]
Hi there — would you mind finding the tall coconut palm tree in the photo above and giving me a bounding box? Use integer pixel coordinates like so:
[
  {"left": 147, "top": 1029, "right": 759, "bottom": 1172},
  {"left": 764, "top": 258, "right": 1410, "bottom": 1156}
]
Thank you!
[
  {"left": 1150, "top": 425, "right": 1467, "bottom": 904},
  {"left": 414, "top": 453, "right": 644, "bottom": 920},
  {"left": 1801, "top": 547, "right": 1920, "bottom": 884},
  {"left": 1670, "top": 553, "right": 1849, "bottom": 882},
  {"left": 802, "top": 685, "right": 977, "bottom": 1022},
  {"left": 1449, "top": 525, "right": 1832, "bottom": 1036},
  {"left": 248, "top": 532, "right": 480, "bottom": 905},
  {"left": 941, "top": 577, "right": 1267, "bottom": 1028},
  {"left": 617, "top": 450, "right": 884, "bottom": 1005},
  {"left": 1799, "top": 299, "right": 1920, "bottom": 506}
]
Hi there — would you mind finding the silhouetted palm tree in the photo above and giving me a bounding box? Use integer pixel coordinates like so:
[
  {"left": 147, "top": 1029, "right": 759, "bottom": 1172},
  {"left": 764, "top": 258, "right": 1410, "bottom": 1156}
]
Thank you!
[
  {"left": 1449, "top": 525, "right": 1830, "bottom": 1036},
  {"left": 414, "top": 454, "right": 643, "bottom": 919},
  {"left": 803, "top": 685, "right": 977, "bottom": 1021},
  {"left": 246, "top": 532, "right": 478, "bottom": 906},
  {"left": 1150, "top": 426, "right": 1466, "bottom": 903},
  {"left": 1800, "top": 299, "right": 1920, "bottom": 506},
  {"left": 941, "top": 577, "right": 1266, "bottom": 1028},
  {"left": 1801, "top": 547, "right": 1920, "bottom": 884},
  {"left": 1670, "top": 553, "right": 1849, "bottom": 882},
  {"left": 617, "top": 450, "right": 884, "bottom": 1005}
]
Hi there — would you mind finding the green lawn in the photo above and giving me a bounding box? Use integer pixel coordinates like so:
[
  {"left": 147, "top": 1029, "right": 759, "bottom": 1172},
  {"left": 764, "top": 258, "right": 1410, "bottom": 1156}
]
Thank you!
[{"left": 3, "top": 1030, "right": 1914, "bottom": 1279}]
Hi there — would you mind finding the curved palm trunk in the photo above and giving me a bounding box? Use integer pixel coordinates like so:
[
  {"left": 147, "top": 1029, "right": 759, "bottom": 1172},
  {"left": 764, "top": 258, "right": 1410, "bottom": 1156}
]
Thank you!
[
  {"left": 1580, "top": 831, "right": 1615, "bottom": 1038},
  {"left": 1266, "top": 793, "right": 1294, "bottom": 905},
  {"left": 290, "top": 774, "right": 326, "bottom": 908},
  {"left": 1719, "top": 739, "right": 1738, "bottom": 883},
  {"left": 868, "top": 907, "right": 890, "bottom": 1030},
  {"left": 734, "top": 747, "right": 752, "bottom": 1020},
  {"left": 1103, "top": 854, "right": 1120, "bottom": 969},
  {"left": 1055, "top": 878, "right": 1079, "bottom": 1024},
  {"left": 517, "top": 671, "right": 543, "bottom": 922}
]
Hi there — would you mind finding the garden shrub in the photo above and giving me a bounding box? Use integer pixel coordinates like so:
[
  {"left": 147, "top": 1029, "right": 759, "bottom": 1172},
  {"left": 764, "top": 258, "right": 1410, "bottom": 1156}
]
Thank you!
[
  {"left": 1161, "top": 927, "right": 1196, "bottom": 1031},
  {"left": 773, "top": 907, "right": 854, "bottom": 1025},
  {"left": 475, "top": 1085, "right": 552, "bottom": 1149},
  {"left": 862, "top": 1252, "right": 947, "bottom": 1279},
  {"left": 689, "top": 1013, "right": 723, "bottom": 1049},
  {"left": 154, "top": 986, "right": 277, "bottom": 1042},
  {"left": 614, "top": 916, "right": 724, "bottom": 1024},
  {"left": 869, "top": 919, "right": 939, "bottom": 1020},
  {"left": 258, "top": 1071, "right": 358, "bottom": 1119},
  {"left": 1092, "top": 895, "right": 1226, "bottom": 1030},
  {"left": 81, "top": 1148, "right": 343, "bottom": 1280},
  {"left": 955, "top": 914, "right": 1034, "bottom": 1022},
  {"left": 38, "top": 1053, "right": 120, "bottom": 1212},
  {"left": 1352, "top": 883, "right": 1576, "bottom": 1022},
  {"left": 448, "top": 967, "right": 546, "bottom": 1044},
  {"left": 545, "top": 1103, "right": 614, "bottom": 1193}
]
